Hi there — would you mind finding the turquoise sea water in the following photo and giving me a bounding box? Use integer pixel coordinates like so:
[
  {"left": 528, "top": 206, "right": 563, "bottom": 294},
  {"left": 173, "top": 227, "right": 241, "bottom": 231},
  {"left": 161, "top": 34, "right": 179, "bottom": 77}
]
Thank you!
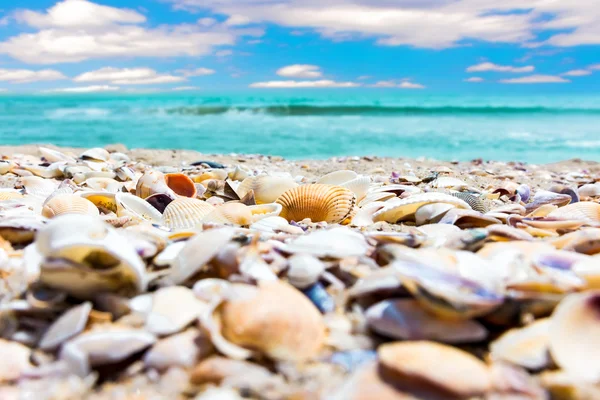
[{"left": 1, "top": 91, "right": 600, "bottom": 163}]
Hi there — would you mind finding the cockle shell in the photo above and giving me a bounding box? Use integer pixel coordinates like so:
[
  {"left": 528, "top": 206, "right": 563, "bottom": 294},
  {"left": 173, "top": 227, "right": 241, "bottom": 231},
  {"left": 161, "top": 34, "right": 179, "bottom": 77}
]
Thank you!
[
  {"left": 547, "top": 201, "right": 600, "bottom": 222},
  {"left": 162, "top": 197, "right": 215, "bottom": 229},
  {"left": 203, "top": 202, "right": 253, "bottom": 226},
  {"left": 490, "top": 318, "right": 550, "bottom": 370},
  {"left": 378, "top": 341, "right": 491, "bottom": 398},
  {"left": 316, "top": 170, "right": 357, "bottom": 185},
  {"left": 276, "top": 184, "right": 356, "bottom": 224},
  {"left": 19, "top": 176, "right": 58, "bottom": 199},
  {"left": 373, "top": 192, "right": 470, "bottom": 223},
  {"left": 165, "top": 173, "right": 197, "bottom": 198},
  {"left": 216, "top": 281, "right": 326, "bottom": 361},
  {"left": 135, "top": 170, "right": 175, "bottom": 199},
  {"left": 237, "top": 176, "right": 299, "bottom": 204},
  {"left": 41, "top": 194, "right": 100, "bottom": 218}
]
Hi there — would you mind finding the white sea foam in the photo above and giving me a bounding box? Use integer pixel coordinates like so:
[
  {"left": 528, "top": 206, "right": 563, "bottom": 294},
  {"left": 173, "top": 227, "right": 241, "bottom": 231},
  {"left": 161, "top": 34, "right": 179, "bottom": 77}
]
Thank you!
[{"left": 45, "top": 108, "right": 111, "bottom": 119}]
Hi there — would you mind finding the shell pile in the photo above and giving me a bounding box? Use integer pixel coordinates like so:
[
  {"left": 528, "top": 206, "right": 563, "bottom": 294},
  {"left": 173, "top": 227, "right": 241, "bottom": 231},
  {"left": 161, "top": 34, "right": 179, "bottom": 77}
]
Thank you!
[{"left": 2, "top": 146, "right": 600, "bottom": 399}]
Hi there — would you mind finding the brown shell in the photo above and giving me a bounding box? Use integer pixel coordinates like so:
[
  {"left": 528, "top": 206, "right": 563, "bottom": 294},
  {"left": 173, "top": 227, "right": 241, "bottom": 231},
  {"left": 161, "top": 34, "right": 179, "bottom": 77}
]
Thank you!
[
  {"left": 203, "top": 202, "right": 253, "bottom": 226},
  {"left": 165, "top": 173, "right": 197, "bottom": 198},
  {"left": 219, "top": 281, "right": 325, "bottom": 361},
  {"left": 162, "top": 197, "right": 215, "bottom": 229},
  {"left": 42, "top": 194, "right": 100, "bottom": 218},
  {"left": 276, "top": 184, "right": 356, "bottom": 224}
]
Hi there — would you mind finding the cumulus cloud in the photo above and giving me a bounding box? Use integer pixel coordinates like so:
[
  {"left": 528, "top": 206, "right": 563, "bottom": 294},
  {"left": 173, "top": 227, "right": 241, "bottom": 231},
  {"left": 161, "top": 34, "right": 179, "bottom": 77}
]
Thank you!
[
  {"left": 172, "top": 86, "right": 200, "bottom": 91},
  {"left": 0, "top": 0, "right": 240, "bottom": 64},
  {"left": 176, "top": 67, "right": 215, "bottom": 77},
  {"left": 562, "top": 69, "right": 592, "bottom": 76},
  {"left": 276, "top": 64, "right": 323, "bottom": 79},
  {"left": 464, "top": 77, "right": 484, "bottom": 82},
  {"left": 43, "top": 85, "right": 120, "bottom": 93},
  {"left": 215, "top": 49, "right": 233, "bottom": 57},
  {"left": 499, "top": 75, "right": 570, "bottom": 84},
  {"left": 249, "top": 80, "right": 360, "bottom": 88},
  {"left": 589, "top": 64, "right": 600, "bottom": 70},
  {"left": 0, "top": 68, "right": 67, "bottom": 83},
  {"left": 370, "top": 80, "right": 425, "bottom": 89},
  {"left": 466, "top": 62, "right": 534, "bottom": 73},
  {"left": 74, "top": 67, "right": 184, "bottom": 85}
]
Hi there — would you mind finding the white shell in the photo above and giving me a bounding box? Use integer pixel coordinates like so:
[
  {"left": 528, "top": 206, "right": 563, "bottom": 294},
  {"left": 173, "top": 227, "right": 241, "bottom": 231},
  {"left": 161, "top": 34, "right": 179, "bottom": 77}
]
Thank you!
[{"left": 287, "top": 254, "right": 326, "bottom": 289}]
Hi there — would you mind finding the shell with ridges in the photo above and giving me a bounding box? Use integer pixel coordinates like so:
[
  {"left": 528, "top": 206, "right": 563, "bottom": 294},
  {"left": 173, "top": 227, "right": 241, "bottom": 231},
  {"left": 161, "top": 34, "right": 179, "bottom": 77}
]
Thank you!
[
  {"left": 373, "top": 192, "right": 470, "bottom": 223},
  {"left": 42, "top": 194, "right": 100, "bottom": 218},
  {"left": 237, "top": 176, "right": 299, "bottom": 204},
  {"left": 276, "top": 184, "right": 356, "bottom": 224},
  {"left": 203, "top": 203, "right": 253, "bottom": 226},
  {"left": 547, "top": 201, "right": 600, "bottom": 222},
  {"left": 162, "top": 197, "right": 215, "bottom": 229}
]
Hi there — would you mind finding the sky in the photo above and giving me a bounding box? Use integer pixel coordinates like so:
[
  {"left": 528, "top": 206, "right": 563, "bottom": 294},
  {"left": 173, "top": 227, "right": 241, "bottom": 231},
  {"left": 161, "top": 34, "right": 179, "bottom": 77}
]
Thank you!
[{"left": 0, "top": 0, "right": 599, "bottom": 93}]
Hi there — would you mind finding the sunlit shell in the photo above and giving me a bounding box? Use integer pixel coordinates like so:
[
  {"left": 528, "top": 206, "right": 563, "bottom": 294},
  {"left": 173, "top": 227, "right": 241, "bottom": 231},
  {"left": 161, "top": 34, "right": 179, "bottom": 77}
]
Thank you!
[
  {"left": 489, "top": 203, "right": 526, "bottom": 215},
  {"left": 203, "top": 203, "right": 253, "bottom": 226},
  {"left": 0, "top": 339, "right": 33, "bottom": 383},
  {"left": 525, "top": 190, "right": 572, "bottom": 214},
  {"left": 0, "top": 189, "right": 24, "bottom": 201},
  {"left": 162, "top": 197, "right": 215, "bottom": 229},
  {"left": 549, "top": 184, "right": 580, "bottom": 204},
  {"left": 83, "top": 177, "right": 122, "bottom": 192},
  {"left": 116, "top": 192, "right": 163, "bottom": 224},
  {"left": 42, "top": 194, "right": 100, "bottom": 218},
  {"left": 248, "top": 216, "right": 304, "bottom": 235},
  {"left": 228, "top": 165, "right": 251, "bottom": 181},
  {"left": 143, "top": 328, "right": 210, "bottom": 371},
  {"left": 579, "top": 183, "right": 600, "bottom": 198},
  {"left": 39, "top": 146, "right": 76, "bottom": 163},
  {"left": 276, "top": 184, "right": 356, "bottom": 224},
  {"left": 79, "top": 191, "right": 118, "bottom": 214},
  {"left": 276, "top": 227, "right": 370, "bottom": 258},
  {"left": 490, "top": 318, "right": 550, "bottom": 370},
  {"left": 217, "top": 281, "right": 326, "bottom": 361},
  {"left": 431, "top": 176, "right": 470, "bottom": 190},
  {"left": 378, "top": 341, "right": 491, "bottom": 398},
  {"left": 438, "top": 208, "right": 502, "bottom": 229},
  {"left": 237, "top": 176, "right": 299, "bottom": 204},
  {"left": 316, "top": 170, "right": 357, "bottom": 185},
  {"left": 350, "top": 202, "right": 387, "bottom": 227},
  {"left": 193, "top": 169, "right": 228, "bottom": 183},
  {"left": 367, "top": 299, "right": 488, "bottom": 343},
  {"left": 373, "top": 192, "right": 470, "bottom": 223},
  {"left": 248, "top": 203, "right": 282, "bottom": 222},
  {"left": 340, "top": 175, "right": 371, "bottom": 201},
  {"left": 548, "top": 291, "right": 600, "bottom": 381},
  {"left": 451, "top": 191, "right": 487, "bottom": 212},
  {"left": 80, "top": 147, "right": 110, "bottom": 162},
  {"left": 135, "top": 170, "right": 175, "bottom": 199},
  {"left": 21, "top": 163, "right": 63, "bottom": 179},
  {"left": 414, "top": 203, "right": 455, "bottom": 225},
  {"left": 19, "top": 176, "right": 58, "bottom": 198},
  {"left": 0, "top": 216, "right": 47, "bottom": 244},
  {"left": 486, "top": 224, "right": 534, "bottom": 242},
  {"left": 165, "top": 172, "right": 197, "bottom": 198},
  {"left": 547, "top": 201, "right": 600, "bottom": 222}
]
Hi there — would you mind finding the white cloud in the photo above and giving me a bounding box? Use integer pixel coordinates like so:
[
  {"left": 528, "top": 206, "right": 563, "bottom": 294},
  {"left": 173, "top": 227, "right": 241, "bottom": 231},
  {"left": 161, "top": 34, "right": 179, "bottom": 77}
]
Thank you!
[
  {"left": 276, "top": 64, "right": 322, "bottom": 79},
  {"left": 1, "top": 0, "right": 238, "bottom": 64},
  {"left": 466, "top": 62, "right": 534, "bottom": 73},
  {"left": 225, "top": 15, "right": 252, "bottom": 26},
  {"left": 172, "top": 86, "right": 200, "bottom": 91},
  {"left": 369, "top": 79, "right": 425, "bottom": 89},
  {"left": 215, "top": 50, "right": 233, "bottom": 57},
  {"left": 43, "top": 85, "right": 120, "bottom": 93},
  {"left": 249, "top": 80, "right": 360, "bottom": 88},
  {"left": 562, "top": 69, "right": 592, "bottom": 76},
  {"left": 399, "top": 81, "right": 424, "bottom": 89},
  {"left": 499, "top": 75, "right": 570, "bottom": 84},
  {"left": 176, "top": 67, "right": 215, "bottom": 77},
  {"left": 589, "top": 64, "right": 600, "bottom": 70},
  {"left": 0, "top": 68, "right": 67, "bottom": 83},
  {"left": 197, "top": 17, "right": 217, "bottom": 27},
  {"left": 74, "top": 67, "right": 184, "bottom": 85},
  {"left": 464, "top": 77, "right": 484, "bottom": 82}
]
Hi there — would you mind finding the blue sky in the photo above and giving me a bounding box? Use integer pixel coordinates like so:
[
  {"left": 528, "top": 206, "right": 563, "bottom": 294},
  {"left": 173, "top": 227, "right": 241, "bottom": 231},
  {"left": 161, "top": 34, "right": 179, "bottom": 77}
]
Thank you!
[{"left": 0, "top": 0, "right": 599, "bottom": 93}]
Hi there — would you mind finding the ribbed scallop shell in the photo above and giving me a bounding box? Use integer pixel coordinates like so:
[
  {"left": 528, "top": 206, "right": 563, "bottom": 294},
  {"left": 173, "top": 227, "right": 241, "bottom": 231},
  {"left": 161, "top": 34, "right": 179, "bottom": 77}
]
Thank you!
[
  {"left": 373, "top": 193, "right": 470, "bottom": 223},
  {"left": 0, "top": 190, "right": 24, "bottom": 201},
  {"left": 237, "top": 176, "right": 299, "bottom": 204},
  {"left": 451, "top": 192, "right": 487, "bottom": 212},
  {"left": 165, "top": 173, "right": 197, "bottom": 198},
  {"left": 42, "top": 194, "right": 100, "bottom": 218},
  {"left": 135, "top": 170, "right": 174, "bottom": 199},
  {"left": 276, "top": 184, "right": 356, "bottom": 224},
  {"left": 162, "top": 197, "right": 215, "bottom": 229},
  {"left": 203, "top": 202, "right": 253, "bottom": 226},
  {"left": 547, "top": 202, "right": 600, "bottom": 222}
]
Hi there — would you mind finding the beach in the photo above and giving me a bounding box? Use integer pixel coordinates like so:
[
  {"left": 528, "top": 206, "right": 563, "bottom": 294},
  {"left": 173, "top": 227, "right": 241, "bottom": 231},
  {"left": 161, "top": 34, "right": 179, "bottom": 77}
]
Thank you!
[{"left": 1, "top": 144, "right": 600, "bottom": 398}]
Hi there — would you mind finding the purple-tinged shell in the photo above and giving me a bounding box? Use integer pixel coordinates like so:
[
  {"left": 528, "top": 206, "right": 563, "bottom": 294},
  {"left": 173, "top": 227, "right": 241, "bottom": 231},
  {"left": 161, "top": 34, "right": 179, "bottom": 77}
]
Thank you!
[{"left": 516, "top": 184, "right": 530, "bottom": 203}]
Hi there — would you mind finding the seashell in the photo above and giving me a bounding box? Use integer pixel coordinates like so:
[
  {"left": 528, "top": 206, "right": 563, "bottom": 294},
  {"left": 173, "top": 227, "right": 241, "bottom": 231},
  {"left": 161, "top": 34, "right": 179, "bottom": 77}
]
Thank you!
[
  {"left": 115, "top": 165, "right": 135, "bottom": 181},
  {"left": 368, "top": 183, "right": 422, "bottom": 196},
  {"left": 438, "top": 208, "right": 502, "bottom": 229},
  {"left": 366, "top": 299, "right": 488, "bottom": 343},
  {"left": 302, "top": 281, "right": 334, "bottom": 313},
  {"left": 378, "top": 341, "right": 491, "bottom": 398},
  {"left": 0, "top": 339, "right": 33, "bottom": 383},
  {"left": 414, "top": 203, "right": 455, "bottom": 225},
  {"left": 162, "top": 197, "right": 215, "bottom": 230},
  {"left": 547, "top": 201, "right": 600, "bottom": 222},
  {"left": 0, "top": 189, "right": 24, "bottom": 201},
  {"left": 525, "top": 203, "right": 558, "bottom": 218},
  {"left": 80, "top": 147, "right": 109, "bottom": 162},
  {"left": 548, "top": 291, "right": 600, "bottom": 381},
  {"left": 486, "top": 224, "right": 534, "bottom": 241},
  {"left": 579, "top": 183, "right": 600, "bottom": 198},
  {"left": 39, "top": 146, "right": 76, "bottom": 163},
  {"left": 350, "top": 201, "right": 387, "bottom": 227},
  {"left": 550, "top": 185, "right": 579, "bottom": 204},
  {"left": 26, "top": 285, "right": 67, "bottom": 309},
  {"left": 116, "top": 192, "right": 163, "bottom": 224},
  {"left": 38, "top": 302, "right": 92, "bottom": 351},
  {"left": 34, "top": 214, "right": 147, "bottom": 299},
  {"left": 190, "top": 355, "right": 279, "bottom": 392},
  {"left": 0, "top": 216, "right": 47, "bottom": 244},
  {"left": 488, "top": 203, "right": 526, "bottom": 215},
  {"left": 326, "top": 361, "right": 408, "bottom": 400},
  {"left": 248, "top": 216, "right": 304, "bottom": 235},
  {"left": 193, "top": 169, "right": 228, "bottom": 183},
  {"left": 19, "top": 176, "right": 58, "bottom": 198},
  {"left": 277, "top": 227, "right": 370, "bottom": 258},
  {"left": 60, "top": 328, "right": 156, "bottom": 377},
  {"left": 431, "top": 176, "right": 470, "bottom": 190},
  {"left": 203, "top": 202, "right": 253, "bottom": 226},
  {"left": 228, "top": 165, "right": 251, "bottom": 181},
  {"left": 373, "top": 192, "right": 470, "bottom": 224},
  {"left": 248, "top": 203, "right": 282, "bottom": 222},
  {"left": 79, "top": 191, "right": 118, "bottom": 214},
  {"left": 135, "top": 170, "right": 176, "bottom": 199},
  {"left": 216, "top": 281, "right": 326, "bottom": 361},
  {"left": 109, "top": 151, "right": 130, "bottom": 162},
  {"left": 0, "top": 160, "right": 14, "bottom": 175},
  {"left": 451, "top": 191, "right": 487, "bottom": 212},
  {"left": 21, "top": 163, "right": 64, "bottom": 178},
  {"left": 143, "top": 328, "right": 211, "bottom": 371},
  {"left": 516, "top": 184, "right": 531, "bottom": 202},
  {"left": 72, "top": 171, "right": 116, "bottom": 185},
  {"left": 340, "top": 175, "right": 371, "bottom": 201},
  {"left": 42, "top": 194, "right": 100, "bottom": 218},
  {"left": 165, "top": 172, "right": 197, "bottom": 198},
  {"left": 238, "top": 176, "right": 299, "bottom": 204},
  {"left": 490, "top": 318, "right": 550, "bottom": 370},
  {"left": 276, "top": 184, "right": 356, "bottom": 224},
  {"left": 286, "top": 254, "right": 326, "bottom": 289},
  {"left": 145, "top": 193, "right": 174, "bottom": 213},
  {"left": 316, "top": 170, "right": 358, "bottom": 185},
  {"left": 83, "top": 177, "right": 122, "bottom": 192},
  {"left": 525, "top": 190, "right": 572, "bottom": 214},
  {"left": 358, "top": 191, "right": 396, "bottom": 207}
]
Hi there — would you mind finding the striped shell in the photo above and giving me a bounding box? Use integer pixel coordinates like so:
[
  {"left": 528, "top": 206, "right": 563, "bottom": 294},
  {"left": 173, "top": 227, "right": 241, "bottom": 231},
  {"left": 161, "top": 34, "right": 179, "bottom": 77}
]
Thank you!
[
  {"left": 276, "top": 184, "right": 356, "bottom": 224},
  {"left": 162, "top": 197, "right": 215, "bottom": 229},
  {"left": 373, "top": 193, "right": 470, "bottom": 223},
  {"left": 203, "top": 203, "right": 253, "bottom": 226},
  {"left": 0, "top": 190, "right": 24, "bottom": 201},
  {"left": 547, "top": 202, "right": 600, "bottom": 222},
  {"left": 237, "top": 176, "right": 299, "bottom": 204},
  {"left": 42, "top": 195, "right": 100, "bottom": 218},
  {"left": 165, "top": 173, "right": 197, "bottom": 198},
  {"left": 135, "top": 170, "right": 174, "bottom": 199},
  {"left": 451, "top": 192, "right": 487, "bottom": 213}
]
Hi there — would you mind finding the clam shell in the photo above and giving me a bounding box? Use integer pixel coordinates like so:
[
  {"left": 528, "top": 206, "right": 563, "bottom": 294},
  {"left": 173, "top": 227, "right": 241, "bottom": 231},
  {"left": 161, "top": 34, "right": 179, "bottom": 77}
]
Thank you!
[
  {"left": 193, "top": 169, "right": 228, "bottom": 183},
  {"left": 83, "top": 177, "right": 122, "bottom": 192},
  {"left": 438, "top": 208, "right": 502, "bottom": 229},
  {"left": 162, "top": 197, "right": 215, "bottom": 230},
  {"left": 547, "top": 201, "right": 600, "bottom": 222},
  {"left": 276, "top": 184, "right": 356, "bottom": 224},
  {"left": 525, "top": 190, "right": 572, "bottom": 214},
  {"left": 39, "top": 146, "right": 76, "bottom": 163},
  {"left": 276, "top": 227, "right": 370, "bottom": 258},
  {"left": 0, "top": 189, "right": 24, "bottom": 201},
  {"left": 237, "top": 176, "right": 299, "bottom": 204},
  {"left": 548, "top": 291, "right": 600, "bottom": 381},
  {"left": 286, "top": 254, "right": 326, "bottom": 289},
  {"left": 42, "top": 194, "right": 100, "bottom": 218},
  {"left": 248, "top": 203, "right": 282, "bottom": 222},
  {"left": 79, "top": 191, "right": 118, "bottom": 214},
  {"left": 228, "top": 165, "right": 250, "bottom": 181},
  {"left": 248, "top": 216, "right": 304, "bottom": 235},
  {"left": 135, "top": 170, "right": 175, "bottom": 199},
  {"left": 20, "top": 176, "right": 58, "bottom": 198},
  {"left": 414, "top": 203, "right": 455, "bottom": 225},
  {"left": 39, "top": 302, "right": 92, "bottom": 351},
  {"left": 373, "top": 193, "right": 470, "bottom": 223},
  {"left": 116, "top": 192, "right": 163, "bottom": 224},
  {"left": 431, "top": 176, "right": 470, "bottom": 190},
  {"left": 145, "top": 193, "right": 174, "bottom": 213},
  {"left": 218, "top": 281, "right": 325, "bottom": 361},
  {"left": 80, "top": 147, "right": 109, "bottom": 162},
  {"left": 579, "top": 183, "right": 600, "bottom": 198},
  {"left": 378, "top": 341, "right": 491, "bottom": 398},
  {"left": 165, "top": 172, "right": 197, "bottom": 198},
  {"left": 203, "top": 203, "right": 253, "bottom": 226},
  {"left": 316, "top": 170, "right": 357, "bottom": 185},
  {"left": 490, "top": 318, "right": 550, "bottom": 370}
]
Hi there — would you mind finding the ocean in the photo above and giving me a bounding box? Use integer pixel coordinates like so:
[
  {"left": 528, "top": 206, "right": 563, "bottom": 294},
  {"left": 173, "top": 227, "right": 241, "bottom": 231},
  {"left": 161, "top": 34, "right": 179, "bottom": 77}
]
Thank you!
[{"left": 1, "top": 91, "right": 600, "bottom": 164}]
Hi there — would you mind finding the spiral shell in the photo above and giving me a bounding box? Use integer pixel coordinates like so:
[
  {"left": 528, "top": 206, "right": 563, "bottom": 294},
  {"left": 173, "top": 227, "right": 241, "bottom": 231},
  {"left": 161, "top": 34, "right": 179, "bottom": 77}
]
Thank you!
[
  {"left": 203, "top": 202, "right": 253, "bottom": 226},
  {"left": 276, "top": 184, "right": 356, "bottom": 224},
  {"left": 135, "top": 170, "right": 175, "bottom": 199},
  {"left": 162, "top": 197, "right": 215, "bottom": 229},
  {"left": 42, "top": 195, "right": 100, "bottom": 218},
  {"left": 165, "top": 173, "right": 197, "bottom": 198},
  {"left": 237, "top": 176, "right": 299, "bottom": 204}
]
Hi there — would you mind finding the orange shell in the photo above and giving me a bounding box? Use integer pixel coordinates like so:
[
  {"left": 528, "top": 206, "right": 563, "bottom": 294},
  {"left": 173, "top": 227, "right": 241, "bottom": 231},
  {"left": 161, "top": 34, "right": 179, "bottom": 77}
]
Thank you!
[
  {"left": 165, "top": 173, "right": 197, "bottom": 198},
  {"left": 276, "top": 184, "right": 355, "bottom": 224}
]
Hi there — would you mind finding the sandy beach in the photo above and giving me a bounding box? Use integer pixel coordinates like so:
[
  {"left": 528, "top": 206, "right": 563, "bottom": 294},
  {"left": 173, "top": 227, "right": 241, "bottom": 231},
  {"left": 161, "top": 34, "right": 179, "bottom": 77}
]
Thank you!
[{"left": 1, "top": 144, "right": 600, "bottom": 399}]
